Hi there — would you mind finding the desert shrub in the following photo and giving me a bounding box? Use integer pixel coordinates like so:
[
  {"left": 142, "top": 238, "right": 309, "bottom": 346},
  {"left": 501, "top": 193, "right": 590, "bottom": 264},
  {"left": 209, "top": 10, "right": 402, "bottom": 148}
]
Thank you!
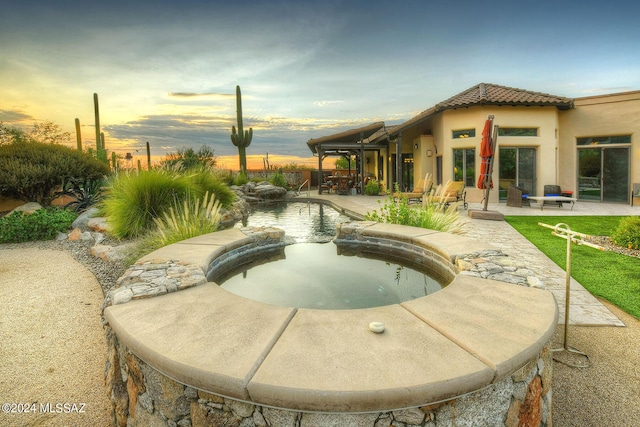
[
  {"left": 100, "top": 169, "right": 193, "bottom": 238},
  {"left": 124, "top": 192, "right": 222, "bottom": 264},
  {"left": 154, "top": 191, "right": 221, "bottom": 242},
  {"left": 158, "top": 145, "right": 216, "bottom": 170},
  {"left": 0, "top": 207, "right": 77, "bottom": 243},
  {"left": 100, "top": 168, "right": 235, "bottom": 239},
  {"left": 56, "top": 179, "right": 106, "bottom": 213},
  {"left": 210, "top": 168, "right": 235, "bottom": 186},
  {"left": 365, "top": 184, "right": 465, "bottom": 234},
  {"left": 611, "top": 216, "right": 640, "bottom": 250},
  {"left": 269, "top": 169, "right": 288, "bottom": 188},
  {"left": 183, "top": 168, "right": 236, "bottom": 207},
  {"left": 232, "top": 171, "right": 249, "bottom": 186},
  {"left": 0, "top": 139, "right": 110, "bottom": 205},
  {"left": 364, "top": 179, "right": 381, "bottom": 196}
]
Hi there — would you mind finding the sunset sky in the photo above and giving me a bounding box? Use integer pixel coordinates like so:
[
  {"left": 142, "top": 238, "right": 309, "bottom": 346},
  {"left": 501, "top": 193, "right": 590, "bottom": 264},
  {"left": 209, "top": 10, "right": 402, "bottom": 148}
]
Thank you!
[{"left": 1, "top": 0, "right": 639, "bottom": 170}]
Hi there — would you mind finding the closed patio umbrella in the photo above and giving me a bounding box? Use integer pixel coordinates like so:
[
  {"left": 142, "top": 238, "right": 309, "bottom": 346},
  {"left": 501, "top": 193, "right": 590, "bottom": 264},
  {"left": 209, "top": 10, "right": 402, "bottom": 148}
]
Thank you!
[{"left": 477, "top": 115, "right": 498, "bottom": 211}]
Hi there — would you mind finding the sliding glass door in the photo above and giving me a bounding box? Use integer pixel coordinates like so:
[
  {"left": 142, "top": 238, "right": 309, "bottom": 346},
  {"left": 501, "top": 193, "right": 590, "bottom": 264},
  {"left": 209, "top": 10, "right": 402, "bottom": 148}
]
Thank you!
[
  {"left": 498, "top": 147, "right": 537, "bottom": 200},
  {"left": 578, "top": 147, "right": 629, "bottom": 202}
]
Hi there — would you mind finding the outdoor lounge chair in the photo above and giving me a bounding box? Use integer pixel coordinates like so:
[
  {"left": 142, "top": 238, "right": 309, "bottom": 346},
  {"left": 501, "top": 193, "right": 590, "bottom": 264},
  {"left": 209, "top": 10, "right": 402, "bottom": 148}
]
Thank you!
[
  {"left": 435, "top": 181, "right": 467, "bottom": 209},
  {"left": 393, "top": 173, "right": 433, "bottom": 204}
]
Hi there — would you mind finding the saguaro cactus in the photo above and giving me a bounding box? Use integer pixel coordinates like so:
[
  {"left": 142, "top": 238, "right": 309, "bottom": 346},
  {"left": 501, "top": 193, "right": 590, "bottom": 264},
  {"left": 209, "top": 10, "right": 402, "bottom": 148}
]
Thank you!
[
  {"left": 146, "top": 141, "right": 151, "bottom": 170},
  {"left": 75, "top": 118, "right": 82, "bottom": 151},
  {"left": 230, "top": 85, "right": 253, "bottom": 174},
  {"left": 94, "top": 93, "right": 108, "bottom": 164}
]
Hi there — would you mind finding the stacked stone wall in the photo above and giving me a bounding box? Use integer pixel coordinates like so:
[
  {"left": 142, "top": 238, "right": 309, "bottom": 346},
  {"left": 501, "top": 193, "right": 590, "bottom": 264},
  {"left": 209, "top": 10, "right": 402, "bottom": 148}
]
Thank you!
[{"left": 105, "top": 334, "right": 551, "bottom": 427}]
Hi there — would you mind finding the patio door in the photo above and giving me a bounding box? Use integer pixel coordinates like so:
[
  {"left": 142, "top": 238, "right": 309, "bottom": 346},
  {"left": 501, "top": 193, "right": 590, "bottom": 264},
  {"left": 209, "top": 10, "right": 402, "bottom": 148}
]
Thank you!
[
  {"left": 498, "top": 147, "right": 537, "bottom": 200},
  {"left": 578, "top": 147, "right": 629, "bottom": 202},
  {"left": 390, "top": 153, "right": 414, "bottom": 191}
]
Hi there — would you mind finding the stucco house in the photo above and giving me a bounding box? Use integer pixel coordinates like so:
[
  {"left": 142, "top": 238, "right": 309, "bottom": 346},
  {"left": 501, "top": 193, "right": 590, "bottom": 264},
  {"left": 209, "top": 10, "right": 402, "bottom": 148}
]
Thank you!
[{"left": 307, "top": 83, "right": 640, "bottom": 204}]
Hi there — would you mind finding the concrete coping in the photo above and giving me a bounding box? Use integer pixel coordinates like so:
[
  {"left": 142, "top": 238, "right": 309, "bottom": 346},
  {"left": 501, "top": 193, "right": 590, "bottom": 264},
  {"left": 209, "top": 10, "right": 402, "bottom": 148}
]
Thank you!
[{"left": 104, "top": 222, "right": 558, "bottom": 413}]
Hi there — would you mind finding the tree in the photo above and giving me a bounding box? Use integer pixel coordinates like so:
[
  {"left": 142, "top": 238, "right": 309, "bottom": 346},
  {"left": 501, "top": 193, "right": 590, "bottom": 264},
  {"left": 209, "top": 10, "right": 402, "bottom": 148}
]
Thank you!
[
  {"left": 0, "top": 123, "right": 23, "bottom": 145},
  {"left": 159, "top": 145, "right": 216, "bottom": 170},
  {"left": 0, "top": 121, "right": 71, "bottom": 146},
  {"left": 335, "top": 156, "right": 355, "bottom": 170},
  {"left": 230, "top": 85, "right": 253, "bottom": 174}
]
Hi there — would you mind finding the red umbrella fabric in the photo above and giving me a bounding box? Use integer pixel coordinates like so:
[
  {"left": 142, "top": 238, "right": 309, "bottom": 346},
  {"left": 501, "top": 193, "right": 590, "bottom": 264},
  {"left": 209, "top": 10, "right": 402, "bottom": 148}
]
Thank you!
[{"left": 477, "top": 118, "right": 494, "bottom": 190}]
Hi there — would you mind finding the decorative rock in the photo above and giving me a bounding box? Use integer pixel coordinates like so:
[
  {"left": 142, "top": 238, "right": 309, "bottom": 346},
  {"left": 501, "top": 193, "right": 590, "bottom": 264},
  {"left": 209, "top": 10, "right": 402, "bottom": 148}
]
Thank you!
[
  {"left": 487, "top": 272, "right": 526, "bottom": 285},
  {"left": 527, "top": 276, "right": 545, "bottom": 289},
  {"left": 9, "top": 202, "right": 42, "bottom": 215},
  {"left": 374, "top": 414, "right": 392, "bottom": 427},
  {"left": 80, "top": 231, "right": 94, "bottom": 242},
  {"left": 262, "top": 407, "right": 298, "bottom": 427},
  {"left": 225, "top": 398, "right": 255, "bottom": 418},
  {"left": 518, "top": 375, "right": 542, "bottom": 426},
  {"left": 392, "top": 407, "right": 426, "bottom": 425},
  {"left": 71, "top": 207, "right": 100, "bottom": 229},
  {"left": 514, "top": 268, "right": 534, "bottom": 277},
  {"left": 253, "top": 409, "right": 267, "bottom": 427},
  {"left": 90, "top": 244, "right": 113, "bottom": 260},
  {"left": 369, "top": 321, "right": 385, "bottom": 333},
  {"left": 455, "top": 259, "right": 475, "bottom": 271},
  {"left": 138, "top": 392, "right": 153, "bottom": 414},
  {"left": 87, "top": 216, "right": 111, "bottom": 233},
  {"left": 67, "top": 228, "right": 83, "bottom": 241},
  {"left": 112, "top": 289, "right": 133, "bottom": 305}
]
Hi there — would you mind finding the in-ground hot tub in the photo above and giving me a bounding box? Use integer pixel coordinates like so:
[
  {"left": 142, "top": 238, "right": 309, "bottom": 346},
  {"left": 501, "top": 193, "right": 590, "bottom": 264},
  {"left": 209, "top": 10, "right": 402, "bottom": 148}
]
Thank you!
[
  {"left": 103, "top": 221, "right": 558, "bottom": 427},
  {"left": 211, "top": 241, "right": 449, "bottom": 310}
]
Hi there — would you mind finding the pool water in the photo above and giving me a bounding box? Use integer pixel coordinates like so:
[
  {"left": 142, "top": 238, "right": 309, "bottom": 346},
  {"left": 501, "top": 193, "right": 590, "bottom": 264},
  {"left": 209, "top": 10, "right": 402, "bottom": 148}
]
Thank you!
[
  {"left": 238, "top": 202, "right": 352, "bottom": 243},
  {"left": 217, "top": 242, "right": 444, "bottom": 310},
  {"left": 223, "top": 201, "right": 445, "bottom": 309}
]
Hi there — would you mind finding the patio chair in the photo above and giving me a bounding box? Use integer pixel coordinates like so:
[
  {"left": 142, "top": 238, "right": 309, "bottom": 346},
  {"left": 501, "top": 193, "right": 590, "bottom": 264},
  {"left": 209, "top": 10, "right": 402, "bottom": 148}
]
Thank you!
[
  {"left": 543, "top": 184, "right": 565, "bottom": 207},
  {"left": 506, "top": 185, "right": 530, "bottom": 207},
  {"left": 393, "top": 173, "right": 433, "bottom": 204},
  {"left": 435, "top": 181, "right": 467, "bottom": 209},
  {"left": 632, "top": 183, "right": 640, "bottom": 206}
]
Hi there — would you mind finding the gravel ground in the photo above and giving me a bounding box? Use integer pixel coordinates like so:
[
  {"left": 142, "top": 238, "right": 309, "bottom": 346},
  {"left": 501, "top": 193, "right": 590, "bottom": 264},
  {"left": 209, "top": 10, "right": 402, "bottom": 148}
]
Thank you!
[
  {"left": 0, "top": 240, "right": 125, "bottom": 427},
  {"left": 552, "top": 300, "right": 640, "bottom": 426},
  {"left": 1, "top": 237, "right": 639, "bottom": 426}
]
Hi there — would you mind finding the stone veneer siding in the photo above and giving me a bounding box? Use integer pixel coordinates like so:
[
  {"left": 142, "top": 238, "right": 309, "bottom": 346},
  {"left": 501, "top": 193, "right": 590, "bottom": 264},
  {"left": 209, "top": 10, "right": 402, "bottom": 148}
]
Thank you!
[
  {"left": 103, "top": 224, "right": 555, "bottom": 427},
  {"left": 105, "top": 334, "right": 551, "bottom": 427}
]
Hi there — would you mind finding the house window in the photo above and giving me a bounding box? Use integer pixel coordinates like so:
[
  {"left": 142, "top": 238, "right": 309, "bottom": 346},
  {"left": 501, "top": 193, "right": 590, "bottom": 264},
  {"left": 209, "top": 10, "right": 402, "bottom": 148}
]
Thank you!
[
  {"left": 576, "top": 135, "right": 631, "bottom": 145},
  {"left": 453, "top": 148, "right": 475, "bottom": 187},
  {"left": 452, "top": 129, "right": 475, "bottom": 139},
  {"left": 498, "top": 128, "right": 538, "bottom": 137}
]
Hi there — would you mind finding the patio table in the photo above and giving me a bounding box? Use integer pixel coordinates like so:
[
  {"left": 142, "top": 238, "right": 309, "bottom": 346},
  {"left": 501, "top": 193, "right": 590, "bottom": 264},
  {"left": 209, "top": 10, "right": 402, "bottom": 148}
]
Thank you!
[{"left": 527, "top": 196, "right": 576, "bottom": 211}]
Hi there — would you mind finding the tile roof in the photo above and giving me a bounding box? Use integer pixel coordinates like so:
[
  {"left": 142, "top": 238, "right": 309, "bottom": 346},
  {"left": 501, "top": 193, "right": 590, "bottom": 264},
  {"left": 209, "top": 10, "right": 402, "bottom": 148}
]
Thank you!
[
  {"left": 387, "top": 83, "right": 574, "bottom": 136},
  {"left": 436, "top": 83, "right": 574, "bottom": 110}
]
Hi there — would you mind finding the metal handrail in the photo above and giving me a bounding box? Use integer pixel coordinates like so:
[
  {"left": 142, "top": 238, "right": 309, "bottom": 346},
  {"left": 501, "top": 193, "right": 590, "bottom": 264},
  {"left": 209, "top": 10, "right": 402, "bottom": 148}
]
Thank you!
[{"left": 297, "top": 179, "right": 310, "bottom": 197}]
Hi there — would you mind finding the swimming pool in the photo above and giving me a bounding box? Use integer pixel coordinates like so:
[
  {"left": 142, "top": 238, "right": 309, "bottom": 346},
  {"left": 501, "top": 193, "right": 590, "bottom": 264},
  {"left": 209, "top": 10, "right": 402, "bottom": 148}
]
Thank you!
[{"left": 237, "top": 201, "right": 352, "bottom": 243}]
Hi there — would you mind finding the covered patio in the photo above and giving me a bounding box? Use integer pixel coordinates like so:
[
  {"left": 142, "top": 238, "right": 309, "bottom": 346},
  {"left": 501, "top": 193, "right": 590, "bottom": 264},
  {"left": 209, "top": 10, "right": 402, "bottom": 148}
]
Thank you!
[{"left": 307, "top": 122, "right": 389, "bottom": 195}]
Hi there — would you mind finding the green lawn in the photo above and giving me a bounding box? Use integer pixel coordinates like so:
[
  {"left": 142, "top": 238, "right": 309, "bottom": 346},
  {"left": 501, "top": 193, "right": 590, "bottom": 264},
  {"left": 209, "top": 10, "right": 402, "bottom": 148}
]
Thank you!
[{"left": 505, "top": 216, "right": 640, "bottom": 319}]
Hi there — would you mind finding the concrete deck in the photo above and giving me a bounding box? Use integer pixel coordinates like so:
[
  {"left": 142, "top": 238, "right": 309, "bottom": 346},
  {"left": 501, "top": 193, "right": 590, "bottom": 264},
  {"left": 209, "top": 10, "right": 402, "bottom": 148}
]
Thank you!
[{"left": 104, "top": 223, "right": 558, "bottom": 413}]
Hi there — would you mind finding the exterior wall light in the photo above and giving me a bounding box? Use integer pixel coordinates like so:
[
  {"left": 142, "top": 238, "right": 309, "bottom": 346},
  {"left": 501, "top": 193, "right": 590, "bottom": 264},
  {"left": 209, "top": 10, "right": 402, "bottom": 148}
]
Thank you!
[{"left": 426, "top": 150, "right": 433, "bottom": 157}]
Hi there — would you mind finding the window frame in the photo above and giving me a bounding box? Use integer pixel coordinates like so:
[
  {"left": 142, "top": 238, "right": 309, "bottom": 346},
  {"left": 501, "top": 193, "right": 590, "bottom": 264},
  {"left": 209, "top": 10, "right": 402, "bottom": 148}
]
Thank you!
[
  {"left": 576, "top": 135, "right": 631, "bottom": 146},
  {"left": 452, "top": 129, "right": 476, "bottom": 139},
  {"left": 453, "top": 148, "right": 476, "bottom": 187},
  {"left": 498, "top": 128, "right": 538, "bottom": 137}
]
